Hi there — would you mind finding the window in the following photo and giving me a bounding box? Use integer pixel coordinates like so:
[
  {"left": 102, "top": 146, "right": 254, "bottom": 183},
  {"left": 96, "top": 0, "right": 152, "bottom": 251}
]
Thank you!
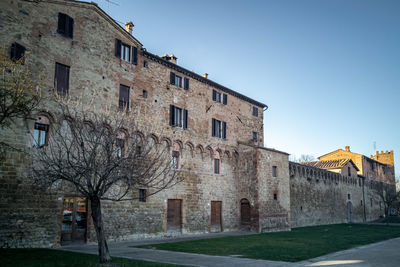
[
  {"left": 54, "top": 63, "right": 70, "bottom": 96},
  {"left": 214, "top": 159, "right": 220, "bottom": 174},
  {"left": 33, "top": 122, "right": 49, "bottom": 148},
  {"left": 272, "top": 166, "right": 277, "bottom": 177},
  {"left": 143, "top": 60, "right": 148, "bottom": 67},
  {"left": 212, "top": 118, "right": 226, "bottom": 139},
  {"left": 169, "top": 105, "right": 188, "bottom": 129},
  {"left": 170, "top": 72, "right": 189, "bottom": 90},
  {"left": 136, "top": 145, "right": 142, "bottom": 155},
  {"left": 253, "top": 131, "right": 259, "bottom": 141},
  {"left": 361, "top": 200, "right": 363, "bottom": 206},
  {"left": 57, "top": 13, "right": 74, "bottom": 39},
  {"left": 115, "top": 138, "right": 125, "bottom": 158},
  {"left": 172, "top": 151, "right": 179, "bottom": 169},
  {"left": 370, "top": 198, "right": 373, "bottom": 207},
  {"left": 347, "top": 194, "right": 351, "bottom": 200},
  {"left": 274, "top": 193, "right": 278, "bottom": 200},
  {"left": 348, "top": 166, "right": 351, "bottom": 176},
  {"left": 115, "top": 39, "right": 138, "bottom": 64},
  {"left": 142, "top": 90, "right": 147, "bottom": 98},
  {"left": 212, "top": 90, "right": 227, "bottom": 104},
  {"left": 10, "top": 42, "right": 26, "bottom": 62},
  {"left": 139, "top": 189, "right": 146, "bottom": 202},
  {"left": 119, "top": 84, "right": 130, "bottom": 111},
  {"left": 252, "top": 106, "right": 258, "bottom": 117}
]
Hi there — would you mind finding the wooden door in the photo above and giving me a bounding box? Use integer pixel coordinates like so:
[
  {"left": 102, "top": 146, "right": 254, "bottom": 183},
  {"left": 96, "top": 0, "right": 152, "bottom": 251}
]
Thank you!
[
  {"left": 61, "top": 197, "right": 87, "bottom": 243},
  {"left": 167, "top": 199, "right": 182, "bottom": 233},
  {"left": 240, "top": 198, "right": 251, "bottom": 229},
  {"left": 210, "top": 201, "right": 222, "bottom": 232}
]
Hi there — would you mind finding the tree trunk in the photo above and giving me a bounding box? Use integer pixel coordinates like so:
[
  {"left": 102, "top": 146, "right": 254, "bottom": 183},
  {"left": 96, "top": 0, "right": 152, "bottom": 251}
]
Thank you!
[{"left": 90, "top": 196, "right": 111, "bottom": 263}]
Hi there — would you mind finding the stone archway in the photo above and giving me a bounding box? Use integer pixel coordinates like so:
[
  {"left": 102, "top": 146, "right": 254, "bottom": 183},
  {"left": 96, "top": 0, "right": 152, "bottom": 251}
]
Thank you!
[{"left": 240, "top": 198, "right": 251, "bottom": 229}]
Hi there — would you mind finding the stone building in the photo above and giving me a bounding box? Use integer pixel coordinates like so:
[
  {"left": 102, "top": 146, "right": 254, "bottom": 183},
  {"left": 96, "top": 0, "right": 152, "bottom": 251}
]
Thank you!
[{"left": 0, "top": 0, "right": 395, "bottom": 248}]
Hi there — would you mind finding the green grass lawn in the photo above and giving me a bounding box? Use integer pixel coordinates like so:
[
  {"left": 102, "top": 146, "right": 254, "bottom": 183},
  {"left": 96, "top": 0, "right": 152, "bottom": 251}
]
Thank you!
[
  {"left": 0, "top": 248, "right": 183, "bottom": 267},
  {"left": 139, "top": 224, "right": 400, "bottom": 262}
]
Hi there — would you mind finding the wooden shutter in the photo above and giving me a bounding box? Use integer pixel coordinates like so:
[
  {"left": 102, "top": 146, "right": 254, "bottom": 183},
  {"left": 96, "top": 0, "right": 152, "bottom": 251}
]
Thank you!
[
  {"left": 212, "top": 118, "right": 216, "bottom": 137},
  {"left": 119, "top": 85, "right": 130, "bottom": 110},
  {"left": 212, "top": 90, "right": 216, "bottom": 101},
  {"left": 222, "top": 121, "right": 226, "bottom": 139},
  {"left": 132, "top": 46, "right": 138, "bottom": 65},
  {"left": 115, "top": 39, "right": 121, "bottom": 58},
  {"left": 223, "top": 94, "right": 227, "bottom": 105},
  {"left": 169, "top": 105, "right": 175, "bottom": 126},
  {"left": 184, "top": 77, "right": 189, "bottom": 90},
  {"left": 170, "top": 72, "right": 175, "bottom": 85},
  {"left": 55, "top": 63, "right": 70, "bottom": 96},
  {"left": 67, "top": 15, "right": 74, "bottom": 39},
  {"left": 183, "top": 109, "right": 188, "bottom": 129},
  {"left": 57, "top": 13, "right": 67, "bottom": 35}
]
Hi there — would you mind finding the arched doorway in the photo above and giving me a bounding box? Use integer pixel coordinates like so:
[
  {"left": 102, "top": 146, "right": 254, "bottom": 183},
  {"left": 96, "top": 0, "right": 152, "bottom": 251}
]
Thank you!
[
  {"left": 240, "top": 198, "right": 251, "bottom": 229},
  {"left": 347, "top": 201, "right": 353, "bottom": 223}
]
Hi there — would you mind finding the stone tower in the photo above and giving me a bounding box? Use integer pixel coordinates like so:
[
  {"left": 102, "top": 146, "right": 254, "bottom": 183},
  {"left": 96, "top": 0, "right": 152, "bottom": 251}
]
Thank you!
[{"left": 371, "top": 150, "right": 394, "bottom": 166}]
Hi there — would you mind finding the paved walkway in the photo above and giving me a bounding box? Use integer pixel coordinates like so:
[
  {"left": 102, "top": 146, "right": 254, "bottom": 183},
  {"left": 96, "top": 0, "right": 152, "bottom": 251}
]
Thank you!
[{"left": 59, "top": 233, "right": 400, "bottom": 267}]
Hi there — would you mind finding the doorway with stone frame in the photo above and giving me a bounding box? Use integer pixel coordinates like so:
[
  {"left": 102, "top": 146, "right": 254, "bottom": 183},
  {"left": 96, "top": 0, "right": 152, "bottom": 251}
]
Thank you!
[{"left": 61, "top": 197, "right": 87, "bottom": 244}]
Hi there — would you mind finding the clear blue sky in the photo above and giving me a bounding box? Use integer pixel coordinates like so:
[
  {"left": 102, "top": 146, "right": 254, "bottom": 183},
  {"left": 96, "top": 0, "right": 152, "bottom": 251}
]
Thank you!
[{"left": 91, "top": 0, "right": 399, "bottom": 176}]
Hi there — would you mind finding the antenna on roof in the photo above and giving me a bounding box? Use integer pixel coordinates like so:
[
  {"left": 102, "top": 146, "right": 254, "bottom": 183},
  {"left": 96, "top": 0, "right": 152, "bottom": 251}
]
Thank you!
[
  {"left": 104, "top": 0, "right": 119, "bottom": 6},
  {"left": 373, "top": 141, "right": 376, "bottom": 152}
]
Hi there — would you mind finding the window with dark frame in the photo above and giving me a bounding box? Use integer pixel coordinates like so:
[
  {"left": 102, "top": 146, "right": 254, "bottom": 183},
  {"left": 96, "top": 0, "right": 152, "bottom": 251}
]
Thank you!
[
  {"left": 169, "top": 105, "right": 188, "bottom": 129},
  {"left": 170, "top": 72, "right": 189, "bottom": 90},
  {"left": 115, "top": 38, "right": 138, "bottom": 65},
  {"left": 253, "top": 131, "right": 259, "bottom": 141},
  {"left": 142, "top": 90, "right": 148, "bottom": 98},
  {"left": 54, "top": 62, "right": 70, "bottom": 96},
  {"left": 348, "top": 166, "right": 351, "bottom": 176},
  {"left": 214, "top": 159, "right": 220, "bottom": 174},
  {"left": 139, "top": 189, "right": 147, "bottom": 202},
  {"left": 212, "top": 90, "right": 227, "bottom": 105},
  {"left": 119, "top": 84, "right": 130, "bottom": 111},
  {"left": 57, "top": 13, "right": 74, "bottom": 39},
  {"left": 212, "top": 118, "right": 226, "bottom": 139},
  {"left": 252, "top": 106, "right": 258, "bottom": 117},
  {"left": 115, "top": 138, "right": 125, "bottom": 158},
  {"left": 172, "top": 151, "right": 179, "bottom": 169},
  {"left": 33, "top": 122, "right": 49, "bottom": 148},
  {"left": 272, "top": 166, "right": 277, "bottom": 177},
  {"left": 10, "top": 42, "right": 26, "bottom": 62},
  {"left": 348, "top": 194, "right": 351, "bottom": 200}
]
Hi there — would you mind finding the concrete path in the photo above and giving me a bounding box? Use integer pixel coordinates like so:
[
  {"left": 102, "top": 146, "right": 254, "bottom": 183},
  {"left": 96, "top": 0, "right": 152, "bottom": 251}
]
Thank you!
[{"left": 59, "top": 234, "right": 400, "bottom": 267}]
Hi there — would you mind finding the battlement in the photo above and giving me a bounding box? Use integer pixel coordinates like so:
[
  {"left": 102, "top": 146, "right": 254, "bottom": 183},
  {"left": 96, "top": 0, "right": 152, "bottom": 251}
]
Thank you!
[{"left": 370, "top": 150, "right": 394, "bottom": 166}]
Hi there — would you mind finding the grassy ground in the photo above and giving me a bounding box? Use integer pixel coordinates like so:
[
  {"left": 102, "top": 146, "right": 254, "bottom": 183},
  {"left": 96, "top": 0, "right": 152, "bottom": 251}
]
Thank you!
[
  {"left": 139, "top": 224, "right": 400, "bottom": 262},
  {"left": 0, "top": 248, "right": 183, "bottom": 267}
]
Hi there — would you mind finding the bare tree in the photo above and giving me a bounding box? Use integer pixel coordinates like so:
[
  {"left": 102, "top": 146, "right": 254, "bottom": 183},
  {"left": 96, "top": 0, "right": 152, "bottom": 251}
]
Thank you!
[
  {"left": 290, "top": 154, "right": 316, "bottom": 163},
  {"left": 374, "top": 181, "right": 399, "bottom": 218},
  {"left": 30, "top": 103, "right": 179, "bottom": 263},
  {"left": 0, "top": 49, "right": 41, "bottom": 129}
]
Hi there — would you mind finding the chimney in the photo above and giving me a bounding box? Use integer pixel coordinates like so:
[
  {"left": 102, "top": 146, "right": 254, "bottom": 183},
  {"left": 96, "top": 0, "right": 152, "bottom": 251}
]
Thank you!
[
  {"left": 162, "top": 54, "right": 169, "bottom": 61},
  {"left": 345, "top": 146, "right": 350, "bottom": 152},
  {"left": 203, "top": 73, "right": 208, "bottom": 79},
  {"left": 169, "top": 54, "right": 177, "bottom": 64},
  {"left": 125, "top": 21, "right": 134, "bottom": 35}
]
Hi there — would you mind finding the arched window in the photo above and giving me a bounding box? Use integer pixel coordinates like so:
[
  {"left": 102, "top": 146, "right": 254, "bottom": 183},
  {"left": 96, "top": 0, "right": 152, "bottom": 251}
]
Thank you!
[
  {"left": 33, "top": 115, "right": 50, "bottom": 148},
  {"left": 115, "top": 131, "right": 126, "bottom": 158},
  {"left": 171, "top": 142, "right": 181, "bottom": 169},
  {"left": 214, "top": 151, "right": 220, "bottom": 174}
]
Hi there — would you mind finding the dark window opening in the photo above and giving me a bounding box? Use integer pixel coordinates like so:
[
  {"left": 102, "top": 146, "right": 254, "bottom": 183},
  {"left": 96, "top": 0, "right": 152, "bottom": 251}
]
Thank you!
[
  {"left": 139, "top": 189, "right": 146, "bottom": 202},
  {"left": 54, "top": 62, "right": 70, "bottom": 96},
  {"left": 33, "top": 123, "right": 49, "bottom": 148},
  {"left": 169, "top": 105, "right": 188, "bottom": 129},
  {"left": 347, "top": 194, "right": 351, "bottom": 200},
  {"left": 143, "top": 60, "right": 148, "bottom": 67},
  {"left": 253, "top": 131, "right": 259, "bottom": 141},
  {"left": 115, "top": 138, "right": 125, "bottom": 158},
  {"left": 348, "top": 166, "right": 351, "bottom": 176},
  {"left": 273, "top": 193, "right": 278, "bottom": 200},
  {"left": 252, "top": 106, "right": 258, "bottom": 117},
  {"left": 142, "top": 90, "right": 148, "bottom": 98},
  {"left": 136, "top": 145, "right": 142, "bottom": 155},
  {"left": 57, "top": 13, "right": 74, "bottom": 39},
  {"left": 10, "top": 42, "right": 26, "bottom": 62},
  {"left": 214, "top": 159, "right": 220, "bottom": 174},
  {"left": 272, "top": 166, "right": 277, "bottom": 177},
  {"left": 212, "top": 118, "right": 226, "bottom": 139},
  {"left": 119, "top": 84, "right": 130, "bottom": 111},
  {"left": 172, "top": 151, "right": 179, "bottom": 169}
]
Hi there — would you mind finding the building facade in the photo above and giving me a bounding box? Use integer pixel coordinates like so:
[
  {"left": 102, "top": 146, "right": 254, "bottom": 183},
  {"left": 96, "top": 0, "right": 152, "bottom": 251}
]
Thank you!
[{"left": 0, "top": 0, "right": 395, "bottom": 248}]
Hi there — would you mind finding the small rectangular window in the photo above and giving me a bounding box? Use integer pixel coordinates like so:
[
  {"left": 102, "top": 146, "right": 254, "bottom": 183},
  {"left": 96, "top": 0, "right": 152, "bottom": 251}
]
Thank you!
[
  {"left": 175, "top": 75, "right": 182, "bottom": 88},
  {"left": 253, "top": 131, "right": 258, "bottom": 141},
  {"left": 10, "top": 42, "right": 26, "bottom": 62},
  {"left": 212, "top": 118, "right": 226, "bottom": 139},
  {"left": 33, "top": 123, "right": 49, "bottom": 148},
  {"left": 348, "top": 166, "right": 351, "bottom": 176},
  {"left": 214, "top": 159, "right": 220, "bottom": 174},
  {"left": 272, "top": 166, "right": 277, "bottom": 177},
  {"left": 273, "top": 193, "right": 278, "bottom": 200},
  {"left": 54, "top": 63, "right": 70, "bottom": 96},
  {"left": 142, "top": 90, "right": 147, "bottom": 98},
  {"left": 139, "top": 189, "right": 146, "bottom": 202},
  {"left": 172, "top": 151, "right": 179, "bottom": 169},
  {"left": 119, "top": 84, "right": 130, "bottom": 111},
  {"left": 169, "top": 105, "right": 188, "bottom": 129},
  {"left": 347, "top": 194, "right": 351, "bottom": 200},
  {"left": 57, "top": 13, "right": 74, "bottom": 39},
  {"left": 115, "top": 138, "right": 125, "bottom": 158},
  {"left": 252, "top": 106, "right": 258, "bottom": 117},
  {"left": 115, "top": 39, "right": 137, "bottom": 64},
  {"left": 143, "top": 60, "right": 148, "bottom": 67}
]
